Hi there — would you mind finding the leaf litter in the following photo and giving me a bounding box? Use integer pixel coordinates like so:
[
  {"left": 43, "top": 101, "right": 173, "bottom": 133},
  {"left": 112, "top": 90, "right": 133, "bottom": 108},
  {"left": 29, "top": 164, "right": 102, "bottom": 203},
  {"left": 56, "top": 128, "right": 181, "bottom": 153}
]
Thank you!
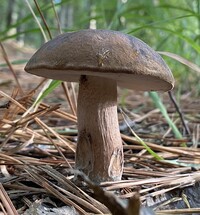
[{"left": 0, "top": 42, "right": 200, "bottom": 215}]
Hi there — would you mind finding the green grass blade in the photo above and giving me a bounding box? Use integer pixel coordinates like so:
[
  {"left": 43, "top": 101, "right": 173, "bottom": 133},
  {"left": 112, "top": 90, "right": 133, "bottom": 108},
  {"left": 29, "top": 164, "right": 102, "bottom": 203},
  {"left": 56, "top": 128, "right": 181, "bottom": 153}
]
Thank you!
[
  {"left": 158, "top": 51, "right": 200, "bottom": 75},
  {"left": 0, "top": 59, "right": 28, "bottom": 67},
  {"left": 128, "top": 24, "right": 200, "bottom": 53},
  {"left": 149, "top": 91, "right": 182, "bottom": 139},
  {"left": 22, "top": 79, "right": 61, "bottom": 118},
  {"left": 34, "top": 80, "right": 61, "bottom": 105},
  {"left": 120, "top": 108, "right": 163, "bottom": 161}
]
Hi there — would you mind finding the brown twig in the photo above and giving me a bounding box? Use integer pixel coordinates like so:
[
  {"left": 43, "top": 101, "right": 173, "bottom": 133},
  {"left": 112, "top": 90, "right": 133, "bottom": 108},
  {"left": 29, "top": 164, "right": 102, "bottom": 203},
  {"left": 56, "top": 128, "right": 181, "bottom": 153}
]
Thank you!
[
  {"left": 168, "top": 91, "right": 191, "bottom": 136},
  {"left": 0, "top": 42, "right": 23, "bottom": 95},
  {"left": 33, "top": 0, "right": 52, "bottom": 39},
  {"left": 61, "top": 82, "right": 77, "bottom": 116}
]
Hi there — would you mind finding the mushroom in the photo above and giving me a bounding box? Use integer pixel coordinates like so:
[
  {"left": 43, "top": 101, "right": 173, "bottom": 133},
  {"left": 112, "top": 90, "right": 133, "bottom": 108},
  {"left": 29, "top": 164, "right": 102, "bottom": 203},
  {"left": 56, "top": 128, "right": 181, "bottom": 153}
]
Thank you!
[{"left": 25, "top": 29, "right": 174, "bottom": 183}]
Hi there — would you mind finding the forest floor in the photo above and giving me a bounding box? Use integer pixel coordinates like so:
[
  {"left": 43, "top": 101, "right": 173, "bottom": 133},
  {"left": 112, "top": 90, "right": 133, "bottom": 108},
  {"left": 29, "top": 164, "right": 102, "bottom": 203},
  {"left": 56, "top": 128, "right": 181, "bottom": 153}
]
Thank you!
[{"left": 0, "top": 41, "right": 200, "bottom": 215}]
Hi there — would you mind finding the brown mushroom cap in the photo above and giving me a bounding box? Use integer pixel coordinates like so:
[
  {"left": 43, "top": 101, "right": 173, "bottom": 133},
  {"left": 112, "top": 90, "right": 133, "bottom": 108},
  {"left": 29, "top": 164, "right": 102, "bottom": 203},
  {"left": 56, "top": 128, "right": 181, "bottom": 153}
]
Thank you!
[{"left": 25, "top": 29, "right": 174, "bottom": 91}]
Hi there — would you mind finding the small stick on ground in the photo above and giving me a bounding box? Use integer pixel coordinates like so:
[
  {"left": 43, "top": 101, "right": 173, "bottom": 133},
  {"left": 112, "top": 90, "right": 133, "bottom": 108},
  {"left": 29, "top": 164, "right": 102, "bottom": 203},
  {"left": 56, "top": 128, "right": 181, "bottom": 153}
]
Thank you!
[
  {"left": 168, "top": 91, "right": 191, "bottom": 136},
  {"left": 0, "top": 42, "right": 23, "bottom": 95}
]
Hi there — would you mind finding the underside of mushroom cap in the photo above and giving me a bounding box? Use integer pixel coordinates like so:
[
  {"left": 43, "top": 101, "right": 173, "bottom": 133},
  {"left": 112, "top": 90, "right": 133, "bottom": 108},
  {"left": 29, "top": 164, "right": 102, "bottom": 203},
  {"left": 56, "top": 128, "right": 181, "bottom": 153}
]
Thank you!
[{"left": 25, "top": 29, "right": 174, "bottom": 91}]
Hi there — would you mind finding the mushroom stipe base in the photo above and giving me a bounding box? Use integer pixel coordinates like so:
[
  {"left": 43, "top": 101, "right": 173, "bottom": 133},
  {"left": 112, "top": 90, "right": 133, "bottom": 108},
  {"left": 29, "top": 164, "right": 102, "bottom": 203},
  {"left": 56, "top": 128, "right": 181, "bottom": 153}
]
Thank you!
[{"left": 76, "top": 75, "right": 124, "bottom": 183}]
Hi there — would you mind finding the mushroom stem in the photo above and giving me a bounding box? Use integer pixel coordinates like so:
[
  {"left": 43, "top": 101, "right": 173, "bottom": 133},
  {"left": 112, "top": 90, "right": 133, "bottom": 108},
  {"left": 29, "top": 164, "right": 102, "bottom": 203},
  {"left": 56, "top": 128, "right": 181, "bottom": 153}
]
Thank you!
[{"left": 76, "top": 75, "right": 123, "bottom": 183}]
